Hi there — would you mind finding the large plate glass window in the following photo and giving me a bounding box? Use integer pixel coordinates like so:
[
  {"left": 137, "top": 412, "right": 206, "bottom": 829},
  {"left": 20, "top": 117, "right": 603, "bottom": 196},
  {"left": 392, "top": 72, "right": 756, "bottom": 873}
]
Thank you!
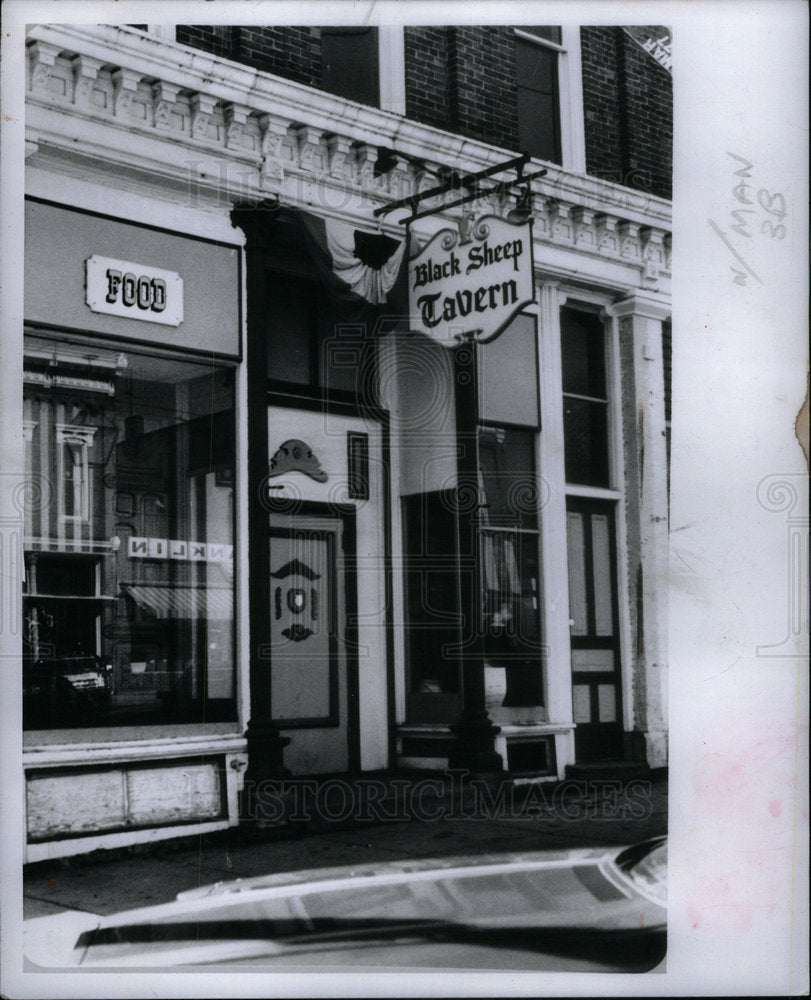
[
  {"left": 402, "top": 313, "right": 543, "bottom": 721},
  {"left": 478, "top": 425, "right": 543, "bottom": 706},
  {"left": 22, "top": 333, "right": 237, "bottom": 730}
]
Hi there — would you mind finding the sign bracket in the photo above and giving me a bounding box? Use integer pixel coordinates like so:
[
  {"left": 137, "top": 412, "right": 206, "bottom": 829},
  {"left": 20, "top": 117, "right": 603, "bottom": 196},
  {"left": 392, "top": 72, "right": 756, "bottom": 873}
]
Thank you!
[{"left": 373, "top": 152, "right": 546, "bottom": 225}]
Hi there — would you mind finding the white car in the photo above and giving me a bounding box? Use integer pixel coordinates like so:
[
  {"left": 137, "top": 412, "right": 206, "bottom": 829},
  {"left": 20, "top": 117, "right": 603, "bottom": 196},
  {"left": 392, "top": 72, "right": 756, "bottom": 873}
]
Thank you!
[{"left": 25, "top": 837, "right": 666, "bottom": 972}]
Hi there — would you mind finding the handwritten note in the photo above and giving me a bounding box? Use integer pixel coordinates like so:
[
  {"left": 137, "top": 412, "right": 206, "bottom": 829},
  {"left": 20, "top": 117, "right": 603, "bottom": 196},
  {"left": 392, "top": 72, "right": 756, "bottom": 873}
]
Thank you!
[{"left": 708, "top": 153, "right": 788, "bottom": 287}]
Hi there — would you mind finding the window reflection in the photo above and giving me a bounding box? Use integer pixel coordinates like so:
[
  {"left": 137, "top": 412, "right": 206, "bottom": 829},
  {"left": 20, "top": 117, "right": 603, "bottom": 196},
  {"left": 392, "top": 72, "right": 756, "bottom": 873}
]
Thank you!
[
  {"left": 22, "top": 335, "right": 237, "bottom": 730},
  {"left": 478, "top": 425, "right": 543, "bottom": 706}
]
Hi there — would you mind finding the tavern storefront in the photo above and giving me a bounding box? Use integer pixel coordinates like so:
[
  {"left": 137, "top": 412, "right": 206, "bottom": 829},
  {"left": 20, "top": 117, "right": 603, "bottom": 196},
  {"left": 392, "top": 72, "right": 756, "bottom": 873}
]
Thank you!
[{"left": 14, "top": 23, "right": 671, "bottom": 861}]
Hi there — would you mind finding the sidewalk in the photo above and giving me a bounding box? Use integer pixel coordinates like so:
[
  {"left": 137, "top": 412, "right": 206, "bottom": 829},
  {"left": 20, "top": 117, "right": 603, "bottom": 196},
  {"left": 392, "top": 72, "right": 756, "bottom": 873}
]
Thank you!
[{"left": 24, "top": 771, "right": 667, "bottom": 921}]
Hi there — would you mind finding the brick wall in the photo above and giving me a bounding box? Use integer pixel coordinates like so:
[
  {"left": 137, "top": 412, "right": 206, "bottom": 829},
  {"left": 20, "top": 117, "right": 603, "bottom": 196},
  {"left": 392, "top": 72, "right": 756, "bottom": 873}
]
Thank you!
[
  {"left": 404, "top": 27, "right": 451, "bottom": 129},
  {"left": 581, "top": 26, "right": 672, "bottom": 199},
  {"left": 176, "top": 25, "right": 321, "bottom": 87},
  {"left": 404, "top": 27, "right": 519, "bottom": 150},
  {"left": 235, "top": 26, "right": 321, "bottom": 86},
  {"left": 175, "top": 25, "right": 235, "bottom": 60},
  {"left": 447, "top": 27, "right": 518, "bottom": 149},
  {"left": 175, "top": 24, "right": 671, "bottom": 199}
]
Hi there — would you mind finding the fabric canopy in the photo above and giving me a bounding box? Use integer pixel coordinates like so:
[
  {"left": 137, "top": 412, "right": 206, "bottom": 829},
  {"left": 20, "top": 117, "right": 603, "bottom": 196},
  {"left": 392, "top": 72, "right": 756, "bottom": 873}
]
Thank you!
[
  {"left": 295, "top": 209, "right": 411, "bottom": 316},
  {"left": 302, "top": 214, "right": 406, "bottom": 305},
  {"left": 124, "top": 584, "right": 233, "bottom": 620}
]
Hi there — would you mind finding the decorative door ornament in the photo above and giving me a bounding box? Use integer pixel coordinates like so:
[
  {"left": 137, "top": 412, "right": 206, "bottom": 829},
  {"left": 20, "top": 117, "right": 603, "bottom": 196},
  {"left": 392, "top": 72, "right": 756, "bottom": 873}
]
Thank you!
[
  {"left": 271, "top": 554, "right": 322, "bottom": 643},
  {"left": 268, "top": 439, "right": 328, "bottom": 483}
]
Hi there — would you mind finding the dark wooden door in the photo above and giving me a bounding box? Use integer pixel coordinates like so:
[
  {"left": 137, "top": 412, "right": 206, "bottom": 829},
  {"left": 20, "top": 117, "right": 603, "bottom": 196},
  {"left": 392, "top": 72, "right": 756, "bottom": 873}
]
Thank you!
[{"left": 566, "top": 498, "right": 624, "bottom": 761}]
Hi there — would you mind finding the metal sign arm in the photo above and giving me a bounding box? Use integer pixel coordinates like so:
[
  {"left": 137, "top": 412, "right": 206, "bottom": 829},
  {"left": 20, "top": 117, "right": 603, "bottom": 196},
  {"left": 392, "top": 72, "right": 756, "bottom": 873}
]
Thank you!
[{"left": 373, "top": 153, "right": 540, "bottom": 219}]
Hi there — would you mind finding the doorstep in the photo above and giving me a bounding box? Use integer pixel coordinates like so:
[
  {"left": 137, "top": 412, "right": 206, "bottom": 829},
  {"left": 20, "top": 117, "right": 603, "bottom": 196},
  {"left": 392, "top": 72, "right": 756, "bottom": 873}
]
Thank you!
[{"left": 564, "top": 759, "right": 651, "bottom": 782}]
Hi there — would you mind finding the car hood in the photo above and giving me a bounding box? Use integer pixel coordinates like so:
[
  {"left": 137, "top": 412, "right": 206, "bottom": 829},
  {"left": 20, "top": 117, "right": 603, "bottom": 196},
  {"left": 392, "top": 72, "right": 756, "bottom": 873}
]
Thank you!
[{"left": 25, "top": 840, "right": 666, "bottom": 972}]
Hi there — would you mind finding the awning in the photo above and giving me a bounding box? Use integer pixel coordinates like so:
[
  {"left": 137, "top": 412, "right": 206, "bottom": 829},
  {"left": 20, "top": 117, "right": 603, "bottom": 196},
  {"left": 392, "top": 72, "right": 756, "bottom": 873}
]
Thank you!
[{"left": 123, "top": 585, "right": 233, "bottom": 620}]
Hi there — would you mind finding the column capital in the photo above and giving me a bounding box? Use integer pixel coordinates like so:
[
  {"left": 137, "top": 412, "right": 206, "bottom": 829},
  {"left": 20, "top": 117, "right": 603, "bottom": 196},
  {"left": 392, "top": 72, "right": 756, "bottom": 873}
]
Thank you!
[{"left": 609, "top": 291, "right": 671, "bottom": 323}]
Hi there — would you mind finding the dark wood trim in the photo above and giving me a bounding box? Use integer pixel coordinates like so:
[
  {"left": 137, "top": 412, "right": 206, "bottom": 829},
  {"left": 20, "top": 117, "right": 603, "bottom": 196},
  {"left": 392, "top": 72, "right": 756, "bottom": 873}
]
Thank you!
[
  {"left": 267, "top": 384, "right": 390, "bottom": 421},
  {"left": 341, "top": 506, "right": 362, "bottom": 773},
  {"left": 244, "top": 217, "right": 280, "bottom": 752},
  {"left": 25, "top": 196, "right": 243, "bottom": 251},
  {"left": 23, "top": 321, "right": 242, "bottom": 365},
  {"left": 447, "top": 341, "right": 502, "bottom": 772},
  {"left": 382, "top": 416, "right": 398, "bottom": 768},
  {"left": 347, "top": 431, "right": 370, "bottom": 501},
  {"left": 566, "top": 496, "right": 624, "bottom": 760}
]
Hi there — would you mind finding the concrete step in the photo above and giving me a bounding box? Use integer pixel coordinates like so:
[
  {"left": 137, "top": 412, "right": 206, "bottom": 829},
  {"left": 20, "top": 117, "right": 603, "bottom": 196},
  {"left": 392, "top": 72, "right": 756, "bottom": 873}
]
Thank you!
[{"left": 564, "top": 760, "right": 650, "bottom": 782}]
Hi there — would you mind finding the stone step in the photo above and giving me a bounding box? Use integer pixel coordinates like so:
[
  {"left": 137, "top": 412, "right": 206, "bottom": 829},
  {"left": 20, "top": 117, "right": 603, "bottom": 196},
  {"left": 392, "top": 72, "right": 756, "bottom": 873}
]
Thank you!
[{"left": 564, "top": 760, "right": 650, "bottom": 782}]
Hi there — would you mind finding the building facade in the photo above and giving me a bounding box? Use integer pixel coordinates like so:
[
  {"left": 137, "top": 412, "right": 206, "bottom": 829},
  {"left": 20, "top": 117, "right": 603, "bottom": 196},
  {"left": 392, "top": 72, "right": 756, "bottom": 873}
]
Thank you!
[{"left": 17, "top": 22, "right": 671, "bottom": 860}]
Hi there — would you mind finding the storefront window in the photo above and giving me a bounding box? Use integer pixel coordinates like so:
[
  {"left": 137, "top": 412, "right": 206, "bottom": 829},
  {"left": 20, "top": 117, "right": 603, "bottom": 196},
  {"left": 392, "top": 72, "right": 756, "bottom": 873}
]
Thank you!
[
  {"left": 478, "top": 425, "right": 543, "bottom": 705},
  {"left": 22, "top": 333, "right": 237, "bottom": 730}
]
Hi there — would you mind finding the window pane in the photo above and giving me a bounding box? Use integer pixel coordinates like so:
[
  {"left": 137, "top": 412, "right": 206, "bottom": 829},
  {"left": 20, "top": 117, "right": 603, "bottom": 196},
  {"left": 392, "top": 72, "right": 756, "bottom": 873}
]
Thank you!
[
  {"left": 23, "top": 336, "right": 237, "bottom": 730},
  {"left": 563, "top": 397, "right": 609, "bottom": 486},
  {"left": 480, "top": 529, "right": 542, "bottom": 706},
  {"left": 478, "top": 313, "right": 539, "bottom": 427},
  {"left": 321, "top": 27, "right": 380, "bottom": 106},
  {"left": 561, "top": 308, "right": 610, "bottom": 487},
  {"left": 478, "top": 426, "right": 538, "bottom": 528},
  {"left": 561, "top": 307, "right": 607, "bottom": 398},
  {"left": 566, "top": 512, "right": 588, "bottom": 636},
  {"left": 402, "top": 491, "right": 461, "bottom": 695},
  {"left": 481, "top": 531, "right": 540, "bottom": 643},
  {"left": 266, "top": 275, "right": 315, "bottom": 385},
  {"left": 319, "top": 325, "right": 375, "bottom": 395},
  {"left": 521, "top": 26, "right": 562, "bottom": 45},
  {"left": 266, "top": 272, "right": 375, "bottom": 397},
  {"left": 591, "top": 513, "right": 614, "bottom": 635},
  {"left": 516, "top": 38, "right": 561, "bottom": 164}
]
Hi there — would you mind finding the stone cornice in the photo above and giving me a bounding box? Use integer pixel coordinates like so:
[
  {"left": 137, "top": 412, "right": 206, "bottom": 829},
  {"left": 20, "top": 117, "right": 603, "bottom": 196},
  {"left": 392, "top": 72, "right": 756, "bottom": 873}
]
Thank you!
[
  {"left": 25, "top": 23, "right": 672, "bottom": 288},
  {"left": 609, "top": 291, "right": 672, "bottom": 322}
]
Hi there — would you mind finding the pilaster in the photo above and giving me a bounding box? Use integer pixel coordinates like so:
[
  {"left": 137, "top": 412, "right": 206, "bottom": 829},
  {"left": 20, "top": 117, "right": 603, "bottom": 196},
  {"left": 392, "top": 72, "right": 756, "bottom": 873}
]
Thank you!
[
  {"left": 536, "top": 281, "right": 576, "bottom": 772},
  {"left": 610, "top": 291, "right": 670, "bottom": 768}
]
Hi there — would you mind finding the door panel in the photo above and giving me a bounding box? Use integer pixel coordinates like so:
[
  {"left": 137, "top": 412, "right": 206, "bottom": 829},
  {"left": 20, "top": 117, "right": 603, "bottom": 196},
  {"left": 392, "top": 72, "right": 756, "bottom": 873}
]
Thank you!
[
  {"left": 567, "top": 498, "right": 623, "bottom": 761},
  {"left": 269, "top": 513, "right": 351, "bottom": 774}
]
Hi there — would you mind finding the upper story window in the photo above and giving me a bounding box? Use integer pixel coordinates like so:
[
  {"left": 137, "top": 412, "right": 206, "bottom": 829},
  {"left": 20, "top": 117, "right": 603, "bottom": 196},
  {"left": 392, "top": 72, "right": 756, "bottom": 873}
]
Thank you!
[
  {"left": 515, "top": 27, "right": 563, "bottom": 164},
  {"left": 321, "top": 27, "right": 379, "bottom": 105},
  {"left": 173, "top": 25, "right": 406, "bottom": 114},
  {"left": 514, "top": 27, "right": 586, "bottom": 172},
  {"left": 560, "top": 305, "right": 610, "bottom": 488}
]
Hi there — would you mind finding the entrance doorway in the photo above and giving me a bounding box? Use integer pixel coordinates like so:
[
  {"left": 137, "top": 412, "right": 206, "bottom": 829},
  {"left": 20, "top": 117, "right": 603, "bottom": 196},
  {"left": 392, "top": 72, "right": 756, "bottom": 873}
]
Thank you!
[
  {"left": 269, "top": 507, "right": 358, "bottom": 774},
  {"left": 566, "top": 497, "right": 624, "bottom": 761}
]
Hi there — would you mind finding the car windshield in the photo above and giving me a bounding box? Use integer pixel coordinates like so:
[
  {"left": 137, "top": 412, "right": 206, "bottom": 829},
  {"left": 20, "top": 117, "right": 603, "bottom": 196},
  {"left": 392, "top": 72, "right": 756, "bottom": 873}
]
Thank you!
[{"left": 613, "top": 838, "right": 667, "bottom": 904}]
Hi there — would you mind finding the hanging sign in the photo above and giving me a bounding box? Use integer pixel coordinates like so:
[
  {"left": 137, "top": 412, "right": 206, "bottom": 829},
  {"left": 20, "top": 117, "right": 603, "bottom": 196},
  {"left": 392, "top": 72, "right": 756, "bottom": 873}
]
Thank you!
[
  {"left": 408, "top": 215, "right": 535, "bottom": 346},
  {"left": 86, "top": 255, "right": 184, "bottom": 326}
]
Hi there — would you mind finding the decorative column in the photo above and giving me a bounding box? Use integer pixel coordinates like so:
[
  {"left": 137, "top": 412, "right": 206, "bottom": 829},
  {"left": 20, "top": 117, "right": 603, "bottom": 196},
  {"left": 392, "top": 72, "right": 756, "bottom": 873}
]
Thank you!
[
  {"left": 230, "top": 204, "right": 291, "bottom": 823},
  {"left": 536, "top": 282, "right": 576, "bottom": 771},
  {"left": 611, "top": 292, "right": 670, "bottom": 769},
  {"left": 447, "top": 341, "right": 503, "bottom": 773}
]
